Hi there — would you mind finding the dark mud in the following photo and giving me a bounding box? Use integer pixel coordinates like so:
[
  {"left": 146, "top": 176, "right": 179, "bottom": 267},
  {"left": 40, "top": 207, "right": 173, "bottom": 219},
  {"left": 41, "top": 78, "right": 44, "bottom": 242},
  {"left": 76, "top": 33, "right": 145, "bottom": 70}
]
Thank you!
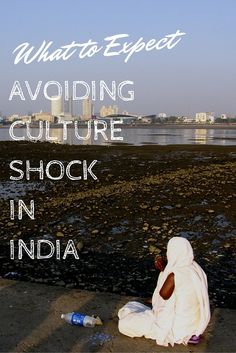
[{"left": 0, "top": 141, "right": 235, "bottom": 309}]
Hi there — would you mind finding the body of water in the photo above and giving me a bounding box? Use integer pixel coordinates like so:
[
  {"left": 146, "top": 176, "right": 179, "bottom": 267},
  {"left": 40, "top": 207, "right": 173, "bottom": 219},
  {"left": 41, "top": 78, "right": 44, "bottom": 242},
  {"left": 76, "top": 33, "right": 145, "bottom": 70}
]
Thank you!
[{"left": 1, "top": 126, "right": 236, "bottom": 145}]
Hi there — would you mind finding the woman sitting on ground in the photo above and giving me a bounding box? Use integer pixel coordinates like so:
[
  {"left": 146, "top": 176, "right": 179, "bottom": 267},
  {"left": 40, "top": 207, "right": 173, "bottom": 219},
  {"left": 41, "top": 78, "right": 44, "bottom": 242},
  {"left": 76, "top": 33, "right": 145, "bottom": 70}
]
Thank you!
[{"left": 118, "top": 237, "right": 211, "bottom": 347}]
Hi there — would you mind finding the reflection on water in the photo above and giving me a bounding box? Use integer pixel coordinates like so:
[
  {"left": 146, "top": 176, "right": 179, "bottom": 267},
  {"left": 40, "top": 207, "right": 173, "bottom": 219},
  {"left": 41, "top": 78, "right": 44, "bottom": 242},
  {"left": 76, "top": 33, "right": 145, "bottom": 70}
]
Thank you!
[
  {"left": 0, "top": 127, "right": 236, "bottom": 146},
  {"left": 48, "top": 127, "right": 63, "bottom": 143},
  {"left": 194, "top": 129, "right": 207, "bottom": 144},
  {"left": 0, "top": 181, "right": 45, "bottom": 199}
]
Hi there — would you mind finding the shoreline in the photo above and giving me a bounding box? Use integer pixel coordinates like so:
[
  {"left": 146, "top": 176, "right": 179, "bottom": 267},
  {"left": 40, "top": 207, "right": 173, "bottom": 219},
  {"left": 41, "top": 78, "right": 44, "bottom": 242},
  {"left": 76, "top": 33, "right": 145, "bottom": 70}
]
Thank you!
[
  {"left": 1, "top": 122, "right": 236, "bottom": 129},
  {"left": 0, "top": 141, "right": 235, "bottom": 309}
]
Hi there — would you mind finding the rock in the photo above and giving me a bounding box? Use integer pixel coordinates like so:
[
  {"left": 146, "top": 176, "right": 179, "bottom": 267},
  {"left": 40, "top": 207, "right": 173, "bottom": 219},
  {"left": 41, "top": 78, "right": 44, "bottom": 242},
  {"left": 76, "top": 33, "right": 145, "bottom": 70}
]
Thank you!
[
  {"left": 76, "top": 241, "right": 84, "bottom": 251},
  {"left": 208, "top": 209, "right": 215, "bottom": 213},
  {"left": 224, "top": 243, "right": 230, "bottom": 249},
  {"left": 112, "top": 285, "right": 120, "bottom": 292},
  {"left": 140, "top": 204, "right": 148, "bottom": 209},
  {"left": 7, "top": 222, "right": 14, "bottom": 227},
  {"left": 152, "top": 206, "right": 160, "bottom": 211},
  {"left": 56, "top": 231, "right": 64, "bottom": 237},
  {"left": 148, "top": 245, "right": 161, "bottom": 254},
  {"left": 193, "top": 215, "right": 202, "bottom": 222},
  {"left": 175, "top": 204, "right": 182, "bottom": 208},
  {"left": 55, "top": 281, "right": 65, "bottom": 286},
  {"left": 92, "top": 229, "right": 99, "bottom": 235},
  {"left": 66, "top": 283, "right": 76, "bottom": 288},
  {"left": 43, "top": 234, "right": 54, "bottom": 240},
  {"left": 116, "top": 244, "right": 123, "bottom": 248},
  {"left": 227, "top": 274, "right": 235, "bottom": 279},
  {"left": 151, "top": 225, "right": 161, "bottom": 231},
  {"left": 147, "top": 238, "right": 156, "bottom": 243}
]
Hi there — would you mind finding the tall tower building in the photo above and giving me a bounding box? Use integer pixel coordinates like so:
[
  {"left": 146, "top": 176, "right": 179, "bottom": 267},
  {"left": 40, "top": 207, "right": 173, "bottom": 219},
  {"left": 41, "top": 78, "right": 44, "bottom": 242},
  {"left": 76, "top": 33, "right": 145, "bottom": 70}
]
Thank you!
[
  {"left": 64, "top": 97, "right": 74, "bottom": 116},
  {"left": 82, "top": 98, "right": 92, "bottom": 120},
  {"left": 69, "top": 97, "right": 73, "bottom": 117},
  {"left": 51, "top": 96, "right": 62, "bottom": 117},
  {"left": 64, "top": 97, "right": 73, "bottom": 117}
]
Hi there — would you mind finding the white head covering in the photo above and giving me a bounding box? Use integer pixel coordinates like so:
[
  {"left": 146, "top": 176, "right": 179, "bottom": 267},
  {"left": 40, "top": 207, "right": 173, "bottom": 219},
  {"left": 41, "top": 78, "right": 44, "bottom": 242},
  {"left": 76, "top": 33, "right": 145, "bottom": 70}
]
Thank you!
[{"left": 166, "top": 236, "right": 193, "bottom": 268}]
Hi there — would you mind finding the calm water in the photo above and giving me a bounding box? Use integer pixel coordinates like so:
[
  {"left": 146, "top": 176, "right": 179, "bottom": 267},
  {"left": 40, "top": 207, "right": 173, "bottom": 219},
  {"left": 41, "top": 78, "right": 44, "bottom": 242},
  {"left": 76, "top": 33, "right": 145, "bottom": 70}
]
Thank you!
[{"left": 1, "top": 127, "right": 236, "bottom": 146}]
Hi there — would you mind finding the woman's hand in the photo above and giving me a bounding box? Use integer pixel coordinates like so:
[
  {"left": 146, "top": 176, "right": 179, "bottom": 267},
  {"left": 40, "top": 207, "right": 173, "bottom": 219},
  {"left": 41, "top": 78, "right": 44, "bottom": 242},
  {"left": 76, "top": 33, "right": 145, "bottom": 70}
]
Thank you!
[{"left": 154, "top": 255, "right": 167, "bottom": 272}]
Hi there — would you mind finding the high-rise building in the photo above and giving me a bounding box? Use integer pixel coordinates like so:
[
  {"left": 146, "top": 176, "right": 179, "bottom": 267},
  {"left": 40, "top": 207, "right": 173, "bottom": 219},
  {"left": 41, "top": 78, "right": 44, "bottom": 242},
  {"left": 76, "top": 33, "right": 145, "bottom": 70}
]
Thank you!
[
  {"left": 64, "top": 97, "right": 73, "bottom": 116},
  {"left": 51, "top": 96, "right": 62, "bottom": 117},
  {"left": 82, "top": 98, "right": 92, "bottom": 120},
  {"left": 196, "top": 112, "right": 215, "bottom": 124}
]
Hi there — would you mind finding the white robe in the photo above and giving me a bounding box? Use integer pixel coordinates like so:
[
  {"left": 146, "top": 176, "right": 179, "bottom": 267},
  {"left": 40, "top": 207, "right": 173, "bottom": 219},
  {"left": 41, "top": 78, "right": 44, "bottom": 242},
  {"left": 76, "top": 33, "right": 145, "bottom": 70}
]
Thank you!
[{"left": 118, "top": 237, "right": 211, "bottom": 347}]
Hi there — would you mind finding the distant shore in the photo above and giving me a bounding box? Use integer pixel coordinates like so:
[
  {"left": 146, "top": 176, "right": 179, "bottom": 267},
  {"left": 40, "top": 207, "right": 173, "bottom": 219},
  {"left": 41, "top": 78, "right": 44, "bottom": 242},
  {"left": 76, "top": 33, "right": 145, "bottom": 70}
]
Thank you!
[{"left": 1, "top": 122, "right": 236, "bottom": 129}]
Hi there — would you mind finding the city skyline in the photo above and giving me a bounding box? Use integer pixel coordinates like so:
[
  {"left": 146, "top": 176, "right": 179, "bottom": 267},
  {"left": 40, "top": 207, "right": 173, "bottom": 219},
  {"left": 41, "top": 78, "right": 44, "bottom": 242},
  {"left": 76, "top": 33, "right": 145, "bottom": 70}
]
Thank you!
[
  {"left": 1, "top": 0, "right": 236, "bottom": 116},
  {"left": 2, "top": 92, "right": 235, "bottom": 120},
  {"left": 3, "top": 101, "right": 235, "bottom": 122}
]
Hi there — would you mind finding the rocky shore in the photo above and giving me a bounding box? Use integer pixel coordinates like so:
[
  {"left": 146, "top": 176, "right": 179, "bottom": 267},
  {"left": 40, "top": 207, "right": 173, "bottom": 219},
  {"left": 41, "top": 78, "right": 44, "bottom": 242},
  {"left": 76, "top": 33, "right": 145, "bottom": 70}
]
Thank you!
[{"left": 0, "top": 141, "right": 235, "bottom": 309}]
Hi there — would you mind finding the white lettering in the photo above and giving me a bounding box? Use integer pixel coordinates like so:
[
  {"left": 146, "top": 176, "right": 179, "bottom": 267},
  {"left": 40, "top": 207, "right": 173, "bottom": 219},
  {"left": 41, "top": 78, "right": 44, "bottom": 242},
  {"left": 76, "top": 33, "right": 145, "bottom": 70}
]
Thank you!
[{"left": 12, "top": 31, "right": 186, "bottom": 65}]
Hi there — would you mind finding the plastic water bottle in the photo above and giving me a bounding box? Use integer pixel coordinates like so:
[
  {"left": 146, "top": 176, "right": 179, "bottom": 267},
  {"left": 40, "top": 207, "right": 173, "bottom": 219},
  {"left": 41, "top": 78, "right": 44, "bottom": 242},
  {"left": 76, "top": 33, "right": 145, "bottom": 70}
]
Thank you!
[{"left": 61, "top": 312, "right": 102, "bottom": 327}]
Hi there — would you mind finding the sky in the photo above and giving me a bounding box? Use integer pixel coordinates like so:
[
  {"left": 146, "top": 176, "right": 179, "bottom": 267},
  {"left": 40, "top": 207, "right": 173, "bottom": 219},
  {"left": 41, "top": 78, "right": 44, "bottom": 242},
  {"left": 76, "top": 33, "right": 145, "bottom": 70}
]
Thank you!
[{"left": 0, "top": 0, "right": 236, "bottom": 116}]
